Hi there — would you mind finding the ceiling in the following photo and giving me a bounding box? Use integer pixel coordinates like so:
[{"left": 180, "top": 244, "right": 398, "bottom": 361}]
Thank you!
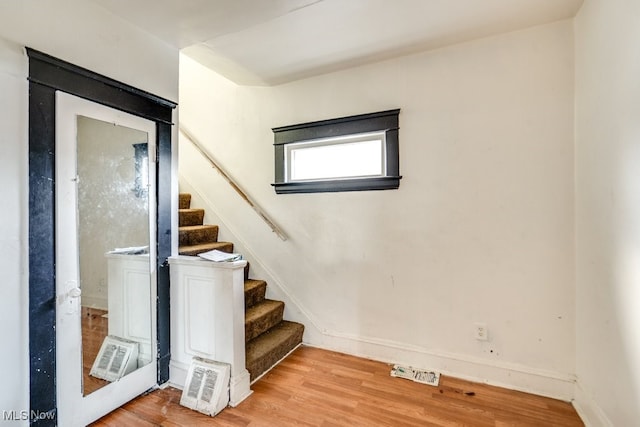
[{"left": 91, "top": 0, "right": 583, "bottom": 86}]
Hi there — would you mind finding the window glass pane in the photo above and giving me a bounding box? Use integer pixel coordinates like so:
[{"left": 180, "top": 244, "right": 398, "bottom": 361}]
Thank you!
[{"left": 289, "top": 138, "right": 383, "bottom": 181}]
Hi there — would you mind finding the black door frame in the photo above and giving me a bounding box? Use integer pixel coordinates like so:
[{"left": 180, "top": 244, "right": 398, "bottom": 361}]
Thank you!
[{"left": 27, "top": 48, "right": 176, "bottom": 426}]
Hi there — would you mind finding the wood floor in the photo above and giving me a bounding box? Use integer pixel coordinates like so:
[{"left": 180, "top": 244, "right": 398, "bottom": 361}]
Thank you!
[
  {"left": 92, "top": 346, "right": 583, "bottom": 426},
  {"left": 82, "top": 307, "right": 110, "bottom": 395}
]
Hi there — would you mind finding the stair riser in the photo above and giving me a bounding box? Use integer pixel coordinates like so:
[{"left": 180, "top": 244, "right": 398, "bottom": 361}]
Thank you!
[
  {"left": 179, "top": 209, "right": 204, "bottom": 226},
  {"left": 179, "top": 194, "right": 191, "bottom": 209},
  {"left": 178, "top": 242, "right": 233, "bottom": 256},
  {"left": 246, "top": 302, "right": 285, "bottom": 342},
  {"left": 179, "top": 226, "right": 219, "bottom": 246},
  {"left": 246, "top": 323, "right": 304, "bottom": 381},
  {"left": 244, "top": 281, "right": 267, "bottom": 309}
]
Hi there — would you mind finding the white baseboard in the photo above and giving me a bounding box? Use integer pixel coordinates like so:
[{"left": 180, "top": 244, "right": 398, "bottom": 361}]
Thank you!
[
  {"left": 572, "top": 380, "right": 613, "bottom": 427},
  {"left": 168, "top": 359, "right": 188, "bottom": 390},
  {"left": 229, "top": 371, "right": 252, "bottom": 407}
]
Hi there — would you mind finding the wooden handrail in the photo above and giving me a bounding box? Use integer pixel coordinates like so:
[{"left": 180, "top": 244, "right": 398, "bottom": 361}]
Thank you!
[{"left": 179, "top": 125, "right": 288, "bottom": 241}]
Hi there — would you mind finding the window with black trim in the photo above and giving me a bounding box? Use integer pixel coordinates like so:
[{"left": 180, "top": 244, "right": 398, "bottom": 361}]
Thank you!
[{"left": 272, "top": 109, "right": 401, "bottom": 194}]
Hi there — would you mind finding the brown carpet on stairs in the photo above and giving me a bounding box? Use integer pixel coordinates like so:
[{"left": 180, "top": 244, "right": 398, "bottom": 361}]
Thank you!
[
  {"left": 245, "top": 299, "right": 285, "bottom": 342},
  {"left": 178, "top": 192, "right": 304, "bottom": 381},
  {"left": 179, "top": 224, "right": 219, "bottom": 246},
  {"left": 178, "top": 193, "right": 191, "bottom": 209},
  {"left": 245, "top": 321, "right": 304, "bottom": 381},
  {"left": 243, "top": 279, "right": 267, "bottom": 308},
  {"left": 178, "top": 208, "right": 204, "bottom": 227}
]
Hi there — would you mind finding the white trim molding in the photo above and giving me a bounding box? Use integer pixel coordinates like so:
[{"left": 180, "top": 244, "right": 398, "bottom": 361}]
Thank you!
[{"left": 572, "top": 379, "right": 613, "bottom": 427}]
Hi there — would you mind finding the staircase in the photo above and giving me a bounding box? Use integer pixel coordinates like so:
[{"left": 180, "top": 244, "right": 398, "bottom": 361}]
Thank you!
[{"left": 178, "top": 193, "right": 304, "bottom": 381}]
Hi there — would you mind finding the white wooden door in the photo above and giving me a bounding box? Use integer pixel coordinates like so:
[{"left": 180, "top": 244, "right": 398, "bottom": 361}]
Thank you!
[{"left": 55, "top": 92, "right": 158, "bottom": 426}]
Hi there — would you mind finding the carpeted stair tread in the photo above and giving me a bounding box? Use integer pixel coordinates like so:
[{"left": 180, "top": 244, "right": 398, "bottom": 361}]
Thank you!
[
  {"left": 246, "top": 320, "right": 304, "bottom": 381},
  {"left": 179, "top": 193, "right": 191, "bottom": 210},
  {"left": 178, "top": 241, "right": 233, "bottom": 256},
  {"left": 244, "top": 279, "right": 267, "bottom": 309},
  {"left": 179, "top": 224, "right": 219, "bottom": 247},
  {"left": 245, "top": 299, "right": 285, "bottom": 342},
  {"left": 179, "top": 208, "right": 205, "bottom": 227}
]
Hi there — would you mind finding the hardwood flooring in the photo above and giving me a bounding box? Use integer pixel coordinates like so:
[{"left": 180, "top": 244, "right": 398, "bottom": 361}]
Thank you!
[
  {"left": 92, "top": 346, "right": 584, "bottom": 426},
  {"left": 82, "top": 307, "right": 110, "bottom": 395}
]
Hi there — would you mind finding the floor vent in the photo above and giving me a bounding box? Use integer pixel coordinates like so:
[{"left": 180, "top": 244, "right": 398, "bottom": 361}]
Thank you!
[
  {"left": 390, "top": 364, "right": 440, "bottom": 386},
  {"left": 90, "top": 335, "right": 139, "bottom": 382},
  {"left": 180, "top": 358, "right": 230, "bottom": 417}
]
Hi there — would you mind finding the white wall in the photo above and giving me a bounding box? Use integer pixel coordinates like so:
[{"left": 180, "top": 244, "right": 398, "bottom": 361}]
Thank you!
[
  {"left": 574, "top": 0, "right": 640, "bottom": 425},
  {"left": 0, "top": 1, "right": 178, "bottom": 424},
  {"left": 0, "top": 36, "right": 29, "bottom": 425},
  {"left": 179, "top": 20, "right": 576, "bottom": 399}
]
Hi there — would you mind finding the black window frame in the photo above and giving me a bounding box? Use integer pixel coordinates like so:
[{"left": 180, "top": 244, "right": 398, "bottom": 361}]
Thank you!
[{"left": 272, "top": 109, "right": 401, "bottom": 194}]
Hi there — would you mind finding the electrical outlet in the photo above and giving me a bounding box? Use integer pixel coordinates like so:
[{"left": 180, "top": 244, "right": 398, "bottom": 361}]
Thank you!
[{"left": 474, "top": 323, "right": 488, "bottom": 341}]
